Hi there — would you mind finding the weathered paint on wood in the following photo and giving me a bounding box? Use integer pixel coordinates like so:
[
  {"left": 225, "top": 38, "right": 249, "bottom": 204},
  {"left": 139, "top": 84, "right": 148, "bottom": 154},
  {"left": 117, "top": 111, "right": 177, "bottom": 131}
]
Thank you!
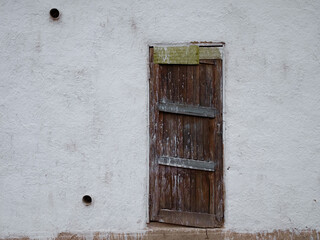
[
  {"left": 158, "top": 156, "right": 216, "bottom": 171},
  {"left": 158, "top": 102, "right": 217, "bottom": 118},
  {"left": 149, "top": 46, "right": 224, "bottom": 228},
  {"left": 153, "top": 46, "right": 199, "bottom": 65}
]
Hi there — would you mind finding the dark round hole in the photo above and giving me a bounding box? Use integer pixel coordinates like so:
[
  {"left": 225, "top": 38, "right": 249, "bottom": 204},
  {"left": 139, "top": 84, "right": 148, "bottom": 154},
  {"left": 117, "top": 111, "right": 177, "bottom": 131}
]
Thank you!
[
  {"left": 50, "top": 8, "right": 60, "bottom": 19},
  {"left": 82, "top": 195, "right": 92, "bottom": 205}
]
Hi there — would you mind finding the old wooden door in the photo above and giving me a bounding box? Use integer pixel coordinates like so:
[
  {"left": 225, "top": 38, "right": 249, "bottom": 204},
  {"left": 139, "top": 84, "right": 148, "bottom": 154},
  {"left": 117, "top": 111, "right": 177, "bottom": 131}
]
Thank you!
[{"left": 149, "top": 45, "right": 223, "bottom": 228}]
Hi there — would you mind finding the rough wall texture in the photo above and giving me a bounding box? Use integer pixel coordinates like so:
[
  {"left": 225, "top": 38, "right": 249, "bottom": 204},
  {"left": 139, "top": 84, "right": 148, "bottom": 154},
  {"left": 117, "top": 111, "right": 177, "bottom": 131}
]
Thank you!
[{"left": 0, "top": 0, "right": 319, "bottom": 238}]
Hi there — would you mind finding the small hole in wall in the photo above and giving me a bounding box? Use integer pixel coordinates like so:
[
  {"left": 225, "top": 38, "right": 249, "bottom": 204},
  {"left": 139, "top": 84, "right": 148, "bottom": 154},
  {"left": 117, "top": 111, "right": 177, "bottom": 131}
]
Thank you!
[
  {"left": 82, "top": 195, "right": 92, "bottom": 206},
  {"left": 50, "top": 8, "right": 60, "bottom": 19}
]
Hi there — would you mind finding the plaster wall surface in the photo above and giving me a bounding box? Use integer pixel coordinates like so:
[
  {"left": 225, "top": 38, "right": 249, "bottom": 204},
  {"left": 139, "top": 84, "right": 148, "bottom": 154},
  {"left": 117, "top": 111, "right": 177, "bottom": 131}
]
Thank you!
[{"left": 0, "top": 0, "right": 320, "bottom": 238}]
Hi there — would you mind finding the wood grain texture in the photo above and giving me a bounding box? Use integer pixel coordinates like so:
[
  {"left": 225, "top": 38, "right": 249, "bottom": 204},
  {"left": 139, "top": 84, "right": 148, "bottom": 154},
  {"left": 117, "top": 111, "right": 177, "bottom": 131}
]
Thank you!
[
  {"left": 149, "top": 46, "right": 224, "bottom": 227},
  {"left": 158, "top": 209, "right": 221, "bottom": 228},
  {"left": 213, "top": 59, "right": 224, "bottom": 223},
  {"left": 149, "top": 47, "right": 160, "bottom": 221}
]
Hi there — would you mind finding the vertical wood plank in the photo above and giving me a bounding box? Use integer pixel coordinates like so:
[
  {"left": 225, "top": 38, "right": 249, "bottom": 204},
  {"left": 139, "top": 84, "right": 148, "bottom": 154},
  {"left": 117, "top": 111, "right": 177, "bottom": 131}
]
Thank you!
[
  {"left": 186, "top": 66, "right": 194, "bottom": 160},
  {"left": 206, "top": 64, "right": 214, "bottom": 108},
  {"left": 196, "top": 119, "right": 204, "bottom": 161},
  {"left": 194, "top": 65, "right": 200, "bottom": 106},
  {"left": 176, "top": 113, "right": 184, "bottom": 210},
  {"left": 183, "top": 169, "right": 191, "bottom": 211},
  {"left": 162, "top": 65, "right": 173, "bottom": 210},
  {"left": 197, "top": 64, "right": 205, "bottom": 161},
  {"left": 190, "top": 169, "right": 196, "bottom": 212},
  {"left": 170, "top": 65, "right": 179, "bottom": 210},
  {"left": 162, "top": 65, "right": 172, "bottom": 210},
  {"left": 206, "top": 63, "right": 216, "bottom": 214},
  {"left": 202, "top": 173, "right": 210, "bottom": 213},
  {"left": 190, "top": 65, "right": 199, "bottom": 213},
  {"left": 193, "top": 65, "right": 200, "bottom": 160},
  {"left": 203, "top": 64, "right": 214, "bottom": 162},
  {"left": 203, "top": 121, "right": 209, "bottom": 162},
  {"left": 194, "top": 171, "right": 209, "bottom": 213},
  {"left": 162, "top": 113, "right": 172, "bottom": 209},
  {"left": 149, "top": 47, "right": 161, "bottom": 220},
  {"left": 213, "top": 59, "right": 224, "bottom": 223},
  {"left": 178, "top": 65, "right": 191, "bottom": 211},
  {"left": 159, "top": 165, "right": 166, "bottom": 209},
  {"left": 158, "top": 65, "right": 165, "bottom": 210},
  {"left": 176, "top": 65, "right": 184, "bottom": 210},
  {"left": 199, "top": 64, "right": 207, "bottom": 107},
  {"left": 209, "top": 172, "right": 215, "bottom": 214}
]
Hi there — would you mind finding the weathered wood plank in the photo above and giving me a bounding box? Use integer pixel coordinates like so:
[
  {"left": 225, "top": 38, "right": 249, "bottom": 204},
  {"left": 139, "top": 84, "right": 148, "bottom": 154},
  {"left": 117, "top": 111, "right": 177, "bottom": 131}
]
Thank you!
[
  {"left": 207, "top": 62, "right": 215, "bottom": 215},
  {"left": 190, "top": 170, "right": 196, "bottom": 212},
  {"left": 159, "top": 165, "right": 166, "bottom": 209},
  {"left": 158, "top": 209, "right": 221, "bottom": 228},
  {"left": 158, "top": 156, "right": 215, "bottom": 171},
  {"left": 154, "top": 46, "right": 199, "bottom": 65},
  {"left": 159, "top": 66, "right": 169, "bottom": 210},
  {"left": 199, "top": 47, "right": 222, "bottom": 60},
  {"left": 190, "top": 65, "right": 199, "bottom": 214},
  {"left": 191, "top": 64, "right": 199, "bottom": 159},
  {"left": 171, "top": 66, "right": 179, "bottom": 210},
  {"left": 200, "top": 172, "right": 210, "bottom": 213},
  {"left": 213, "top": 59, "right": 224, "bottom": 223},
  {"left": 176, "top": 114, "right": 184, "bottom": 211},
  {"left": 209, "top": 172, "right": 215, "bottom": 214},
  {"left": 158, "top": 102, "right": 217, "bottom": 118},
  {"left": 149, "top": 47, "right": 161, "bottom": 221},
  {"left": 176, "top": 65, "right": 185, "bottom": 211}
]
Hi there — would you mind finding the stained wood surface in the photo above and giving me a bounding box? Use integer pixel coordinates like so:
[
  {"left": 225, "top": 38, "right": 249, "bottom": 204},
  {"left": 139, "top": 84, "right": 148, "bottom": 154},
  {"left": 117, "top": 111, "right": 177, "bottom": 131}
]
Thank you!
[
  {"left": 149, "top": 47, "right": 223, "bottom": 228},
  {"left": 158, "top": 209, "right": 221, "bottom": 228}
]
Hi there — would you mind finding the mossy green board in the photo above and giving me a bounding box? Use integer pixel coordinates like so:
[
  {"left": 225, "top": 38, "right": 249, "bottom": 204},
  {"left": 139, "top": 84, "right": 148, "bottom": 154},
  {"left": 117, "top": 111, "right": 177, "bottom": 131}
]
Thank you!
[
  {"left": 154, "top": 46, "right": 199, "bottom": 64},
  {"left": 199, "top": 47, "right": 222, "bottom": 60}
]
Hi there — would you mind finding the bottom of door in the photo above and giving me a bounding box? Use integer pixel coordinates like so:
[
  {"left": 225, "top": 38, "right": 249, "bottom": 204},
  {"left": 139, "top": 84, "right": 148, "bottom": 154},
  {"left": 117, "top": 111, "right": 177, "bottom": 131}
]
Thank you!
[{"left": 158, "top": 209, "right": 222, "bottom": 228}]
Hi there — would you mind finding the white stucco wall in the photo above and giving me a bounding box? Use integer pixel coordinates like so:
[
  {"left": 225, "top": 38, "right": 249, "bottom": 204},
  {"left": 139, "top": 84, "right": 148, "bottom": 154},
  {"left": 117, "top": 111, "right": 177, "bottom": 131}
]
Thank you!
[{"left": 0, "top": 0, "right": 320, "bottom": 238}]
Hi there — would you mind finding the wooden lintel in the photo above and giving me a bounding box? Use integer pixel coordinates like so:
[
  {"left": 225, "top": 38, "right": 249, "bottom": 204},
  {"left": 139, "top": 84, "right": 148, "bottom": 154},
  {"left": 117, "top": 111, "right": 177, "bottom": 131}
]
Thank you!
[
  {"left": 199, "top": 47, "right": 222, "bottom": 60},
  {"left": 158, "top": 103, "right": 217, "bottom": 118},
  {"left": 158, "top": 156, "right": 215, "bottom": 172},
  {"left": 153, "top": 46, "right": 199, "bottom": 65}
]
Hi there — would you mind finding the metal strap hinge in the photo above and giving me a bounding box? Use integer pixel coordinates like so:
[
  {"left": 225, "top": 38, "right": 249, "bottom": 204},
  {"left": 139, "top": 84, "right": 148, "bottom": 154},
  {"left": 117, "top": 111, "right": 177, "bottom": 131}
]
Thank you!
[{"left": 158, "top": 156, "right": 215, "bottom": 172}]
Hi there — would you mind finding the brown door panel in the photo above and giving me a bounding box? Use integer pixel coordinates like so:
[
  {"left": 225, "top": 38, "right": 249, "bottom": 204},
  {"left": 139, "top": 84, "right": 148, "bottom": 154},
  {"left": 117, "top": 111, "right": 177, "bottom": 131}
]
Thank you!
[{"left": 149, "top": 46, "right": 223, "bottom": 227}]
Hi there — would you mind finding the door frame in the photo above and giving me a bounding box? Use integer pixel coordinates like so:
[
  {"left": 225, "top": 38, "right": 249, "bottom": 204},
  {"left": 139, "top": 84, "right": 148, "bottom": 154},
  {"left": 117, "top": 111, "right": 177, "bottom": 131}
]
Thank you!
[{"left": 146, "top": 42, "right": 225, "bottom": 226}]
